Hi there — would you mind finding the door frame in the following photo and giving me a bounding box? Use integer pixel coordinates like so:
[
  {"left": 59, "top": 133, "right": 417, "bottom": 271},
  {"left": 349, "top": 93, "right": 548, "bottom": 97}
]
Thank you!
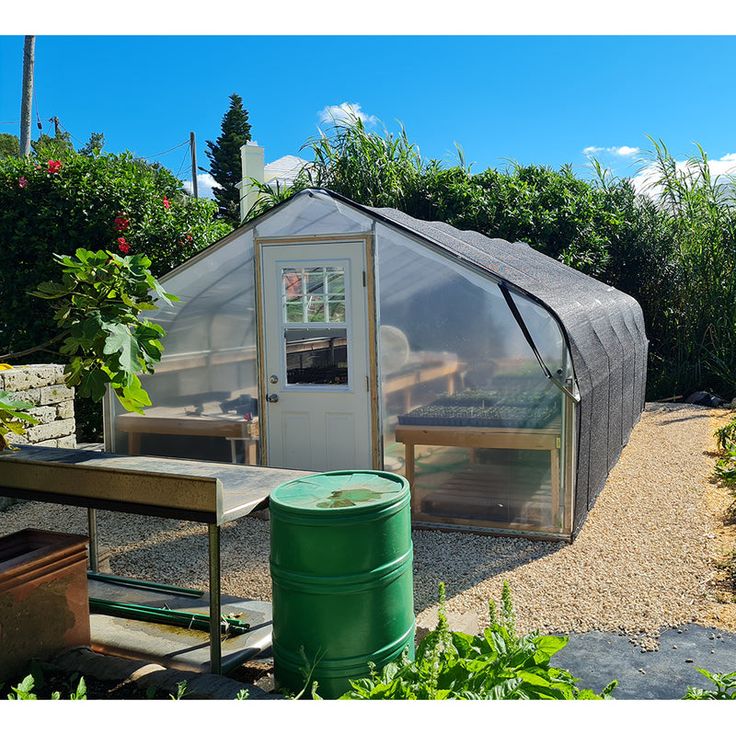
[{"left": 254, "top": 232, "right": 381, "bottom": 469}]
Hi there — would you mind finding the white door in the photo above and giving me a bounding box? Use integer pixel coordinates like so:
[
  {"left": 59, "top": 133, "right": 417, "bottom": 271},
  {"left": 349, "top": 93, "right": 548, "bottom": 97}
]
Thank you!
[{"left": 258, "top": 240, "right": 374, "bottom": 471}]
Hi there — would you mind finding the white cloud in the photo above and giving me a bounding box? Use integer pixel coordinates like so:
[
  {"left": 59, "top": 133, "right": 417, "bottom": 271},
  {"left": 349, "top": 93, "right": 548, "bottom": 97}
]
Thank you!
[
  {"left": 583, "top": 144, "right": 640, "bottom": 157},
  {"left": 610, "top": 145, "right": 640, "bottom": 157},
  {"left": 630, "top": 152, "right": 736, "bottom": 198},
  {"left": 183, "top": 172, "right": 220, "bottom": 199},
  {"left": 318, "top": 102, "right": 377, "bottom": 126}
]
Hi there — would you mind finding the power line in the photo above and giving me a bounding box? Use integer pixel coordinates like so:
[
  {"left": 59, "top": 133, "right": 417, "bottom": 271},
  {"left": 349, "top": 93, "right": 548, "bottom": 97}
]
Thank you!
[
  {"left": 57, "top": 121, "right": 84, "bottom": 146},
  {"left": 140, "top": 139, "right": 189, "bottom": 161},
  {"left": 174, "top": 143, "right": 191, "bottom": 180}
]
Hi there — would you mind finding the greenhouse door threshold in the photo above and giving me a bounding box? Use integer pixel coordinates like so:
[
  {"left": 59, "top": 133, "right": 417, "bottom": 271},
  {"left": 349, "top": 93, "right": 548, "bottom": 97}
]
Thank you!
[{"left": 258, "top": 238, "right": 375, "bottom": 471}]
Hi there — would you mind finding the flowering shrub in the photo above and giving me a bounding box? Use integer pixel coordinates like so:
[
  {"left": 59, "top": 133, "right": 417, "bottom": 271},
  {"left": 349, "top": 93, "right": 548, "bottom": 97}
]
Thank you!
[{"left": 0, "top": 144, "right": 231, "bottom": 439}]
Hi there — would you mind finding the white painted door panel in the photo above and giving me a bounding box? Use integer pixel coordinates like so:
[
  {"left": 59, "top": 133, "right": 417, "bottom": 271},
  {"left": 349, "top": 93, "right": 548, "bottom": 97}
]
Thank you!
[{"left": 259, "top": 240, "right": 372, "bottom": 471}]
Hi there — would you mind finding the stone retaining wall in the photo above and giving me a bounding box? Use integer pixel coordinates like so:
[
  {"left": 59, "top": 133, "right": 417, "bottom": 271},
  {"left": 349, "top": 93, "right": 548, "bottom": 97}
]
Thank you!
[
  {"left": 0, "top": 364, "right": 76, "bottom": 449},
  {"left": 1, "top": 364, "right": 76, "bottom": 511}
]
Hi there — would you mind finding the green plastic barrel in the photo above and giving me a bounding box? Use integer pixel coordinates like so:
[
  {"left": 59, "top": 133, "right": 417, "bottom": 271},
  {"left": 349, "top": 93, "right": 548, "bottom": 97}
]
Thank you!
[{"left": 270, "top": 470, "right": 415, "bottom": 699}]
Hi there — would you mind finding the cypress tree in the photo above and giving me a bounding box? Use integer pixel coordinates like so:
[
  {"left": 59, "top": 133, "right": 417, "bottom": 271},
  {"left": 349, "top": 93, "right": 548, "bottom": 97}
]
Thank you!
[{"left": 206, "top": 93, "right": 252, "bottom": 224}]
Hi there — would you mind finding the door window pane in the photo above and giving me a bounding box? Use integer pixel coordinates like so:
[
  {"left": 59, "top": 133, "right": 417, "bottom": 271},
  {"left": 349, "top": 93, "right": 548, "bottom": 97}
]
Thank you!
[
  {"left": 306, "top": 296, "right": 326, "bottom": 322},
  {"left": 328, "top": 299, "right": 346, "bottom": 322},
  {"left": 285, "top": 328, "right": 348, "bottom": 385},
  {"left": 282, "top": 266, "right": 346, "bottom": 324}
]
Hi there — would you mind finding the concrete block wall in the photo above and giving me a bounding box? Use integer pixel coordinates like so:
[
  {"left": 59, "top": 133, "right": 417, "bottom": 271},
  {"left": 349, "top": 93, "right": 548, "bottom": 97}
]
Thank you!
[{"left": 0, "top": 364, "right": 76, "bottom": 449}]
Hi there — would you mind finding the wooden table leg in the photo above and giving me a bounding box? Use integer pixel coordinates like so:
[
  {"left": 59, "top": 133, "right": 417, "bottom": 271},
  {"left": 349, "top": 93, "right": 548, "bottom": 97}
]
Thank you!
[
  {"left": 550, "top": 448, "right": 561, "bottom": 529},
  {"left": 246, "top": 440, "right": 257, "bottom": 466},
  {"left": 128, "top": 432, "right": 141, "bottom": 455}
]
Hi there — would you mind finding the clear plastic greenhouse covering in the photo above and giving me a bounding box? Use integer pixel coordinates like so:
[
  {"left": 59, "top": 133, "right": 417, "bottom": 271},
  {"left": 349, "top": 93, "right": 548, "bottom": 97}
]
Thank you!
[
  {"left": 105, "top": 188, "right": 648, "bottom": 540},
  {"left": 361, "top": 197, "right": 648, "bottom": 537}
]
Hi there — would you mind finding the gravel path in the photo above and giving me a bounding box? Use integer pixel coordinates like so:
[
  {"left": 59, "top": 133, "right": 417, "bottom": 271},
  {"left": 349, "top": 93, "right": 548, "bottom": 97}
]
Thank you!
[{"left": 1, "top": 402, "right": 734, "bottom": 649}]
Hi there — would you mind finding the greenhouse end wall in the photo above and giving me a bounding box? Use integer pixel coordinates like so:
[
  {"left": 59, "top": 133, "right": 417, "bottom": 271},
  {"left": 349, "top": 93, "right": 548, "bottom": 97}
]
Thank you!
[
  {"left": 108, "top": 228, "right": 260, "bottom": 464},
  {"left": 374, "top": 223, "right": 574, "bottom": 537}
]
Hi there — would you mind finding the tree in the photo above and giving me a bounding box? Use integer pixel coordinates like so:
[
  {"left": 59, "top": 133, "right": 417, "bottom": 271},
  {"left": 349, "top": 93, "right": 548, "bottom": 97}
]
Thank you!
[
  {"left": 79, "top": 131, "right": 105, "bottom": 156},
  {"left": 205, "top": 93, "right": 252, "bottom": 225},
  {"left": 0, "top": 133, "right": 19, "bottom": 158},
  {"left": 31, "top": 130, "right": 74, "bottom": 157}
]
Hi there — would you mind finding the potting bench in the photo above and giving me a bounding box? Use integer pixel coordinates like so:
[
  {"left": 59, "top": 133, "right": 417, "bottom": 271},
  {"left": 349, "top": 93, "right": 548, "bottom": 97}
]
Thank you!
[{"left": 0, "top": 445, "right": 307, "bottom": 674}]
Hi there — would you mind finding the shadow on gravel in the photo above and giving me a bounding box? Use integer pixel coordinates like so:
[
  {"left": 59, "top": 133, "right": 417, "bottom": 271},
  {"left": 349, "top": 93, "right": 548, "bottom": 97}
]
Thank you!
[{"left": 411, "top": 529, "right": 563, "bottom": 610}]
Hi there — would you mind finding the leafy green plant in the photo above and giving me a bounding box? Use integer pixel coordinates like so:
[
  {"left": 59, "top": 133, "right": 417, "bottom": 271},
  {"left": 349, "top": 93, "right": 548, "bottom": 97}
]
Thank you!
[
  {"left": 337, "top": 582, "right": 616, "bottom": 700},
  {"left": 715, "top": 417, "right": 736, "bottom": 454},
  {"left": 715, "top": 447, "right": 736, "bottom": 486},
  {"left": 17, "top": 248, "right": 177, "bottom": 414},
  {"left": 0, "top": 389, "right": 38, "bottom": 450},
  {"left": 683, "top": 669, "right": 736, "bottom": 700},
  {"left": 5, "top": 673, "right": 86, "bottom": 700},
  {"left": 169, "top": 680, "right": 189, "bottom": 700}
]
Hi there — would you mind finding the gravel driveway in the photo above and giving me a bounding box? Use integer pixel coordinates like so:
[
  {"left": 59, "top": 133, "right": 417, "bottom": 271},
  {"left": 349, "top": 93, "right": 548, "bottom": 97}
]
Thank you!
[{"left": 1, "top": 402, "right": 734, "bottom": 649}]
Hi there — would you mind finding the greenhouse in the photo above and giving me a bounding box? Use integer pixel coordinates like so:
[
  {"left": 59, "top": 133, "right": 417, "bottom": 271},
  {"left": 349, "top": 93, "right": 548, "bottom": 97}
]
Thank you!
[{"left": 104, "top": 188, "right": 648, "bottom": 540}]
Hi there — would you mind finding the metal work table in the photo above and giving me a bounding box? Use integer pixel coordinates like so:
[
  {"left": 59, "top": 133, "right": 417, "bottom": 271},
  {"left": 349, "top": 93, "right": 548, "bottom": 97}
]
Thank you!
[{"left": 0, "top": 445, "right": 308, "bottom": 673}]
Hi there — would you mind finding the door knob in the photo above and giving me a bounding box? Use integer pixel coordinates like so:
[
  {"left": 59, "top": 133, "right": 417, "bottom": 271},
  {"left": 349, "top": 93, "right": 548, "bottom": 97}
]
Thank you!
[{"left": 266, "top": 393, "right": 279, "bottom": 403}]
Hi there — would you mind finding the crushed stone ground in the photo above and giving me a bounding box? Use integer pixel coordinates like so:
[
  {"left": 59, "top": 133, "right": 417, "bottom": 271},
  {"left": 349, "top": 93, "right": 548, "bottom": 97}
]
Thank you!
[{"left": 1, "top": 402, "right": 734, "bottom": 650}]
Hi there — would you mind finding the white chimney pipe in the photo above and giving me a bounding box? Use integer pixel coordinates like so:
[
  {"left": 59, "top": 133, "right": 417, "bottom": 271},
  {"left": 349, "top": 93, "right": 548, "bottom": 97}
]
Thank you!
[{"left": 239, "top": 143, "right": 265, "bottom": 221}]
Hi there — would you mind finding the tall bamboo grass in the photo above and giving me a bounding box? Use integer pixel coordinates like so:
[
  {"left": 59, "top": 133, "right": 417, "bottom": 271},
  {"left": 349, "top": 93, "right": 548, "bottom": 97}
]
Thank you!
[{"left": 644, "top": 138, "right": 736, "bottom": 397}]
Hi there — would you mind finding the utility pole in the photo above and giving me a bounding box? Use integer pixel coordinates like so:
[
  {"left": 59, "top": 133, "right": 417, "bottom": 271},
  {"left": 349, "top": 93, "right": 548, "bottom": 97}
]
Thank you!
[
  {"left": 50, "top": 116, "right": 60, "bottom": 137},
  {"left": 20, "top": 36, "right": 35, "bottom": 156},
  {"left": 190, "top": 131, "right": 199, "bottom": 198}
]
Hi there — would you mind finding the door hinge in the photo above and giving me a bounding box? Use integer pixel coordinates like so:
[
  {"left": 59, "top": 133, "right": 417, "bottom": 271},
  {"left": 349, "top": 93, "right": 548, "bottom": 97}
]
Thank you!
[
  {"left": 366, "top": 375, "right": 370, "bottom": 392},
  {"left": 362, "top": 270, "right": 366, "bottom": 287}
]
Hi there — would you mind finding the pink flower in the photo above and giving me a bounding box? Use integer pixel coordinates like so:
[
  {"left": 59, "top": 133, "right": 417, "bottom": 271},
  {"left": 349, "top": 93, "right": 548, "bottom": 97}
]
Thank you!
[
  {"left": 117, "top": 237, "right": 130, "bottom": 254},
  {"left": 47, "top": 160, "right": 62, "bottom": 174},
  {"left": 114, "top": 216, "right": 130, "bottom": 232},
  {"left": 162, "top": 196, "right": 171, "bottom": 210},
  {"left": 18, "top": 176, "right": 28, "bottom": 189}
]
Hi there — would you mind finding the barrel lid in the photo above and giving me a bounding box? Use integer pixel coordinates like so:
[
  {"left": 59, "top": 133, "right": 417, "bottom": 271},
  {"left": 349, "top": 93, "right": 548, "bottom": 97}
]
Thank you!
[{"left": 270, "top": 471, "right": 407, "bottom": 513}]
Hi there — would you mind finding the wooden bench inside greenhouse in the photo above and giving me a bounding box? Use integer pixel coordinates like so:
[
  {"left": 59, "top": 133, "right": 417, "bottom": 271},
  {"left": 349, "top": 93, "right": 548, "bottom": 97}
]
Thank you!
[
  {"left": 117, "top": 405, "right": 259, "bottom": 464},
  {"left": 395, "top": 423, "right": 562, "bottom": 530}
]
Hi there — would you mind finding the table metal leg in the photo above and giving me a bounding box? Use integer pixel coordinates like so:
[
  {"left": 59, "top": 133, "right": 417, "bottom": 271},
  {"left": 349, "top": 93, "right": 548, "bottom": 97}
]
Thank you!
[
  {"left": 208, "top": 523, "right": 222, "bottom": 674},
  {"left": 88, "top": 508, "right": 99, "bottom": 572}
]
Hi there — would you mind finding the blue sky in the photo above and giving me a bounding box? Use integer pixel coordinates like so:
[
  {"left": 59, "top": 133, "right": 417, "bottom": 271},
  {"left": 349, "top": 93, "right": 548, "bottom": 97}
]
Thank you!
[{"left": 2, "top": 35, "right": 736, "bottom": 196}]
